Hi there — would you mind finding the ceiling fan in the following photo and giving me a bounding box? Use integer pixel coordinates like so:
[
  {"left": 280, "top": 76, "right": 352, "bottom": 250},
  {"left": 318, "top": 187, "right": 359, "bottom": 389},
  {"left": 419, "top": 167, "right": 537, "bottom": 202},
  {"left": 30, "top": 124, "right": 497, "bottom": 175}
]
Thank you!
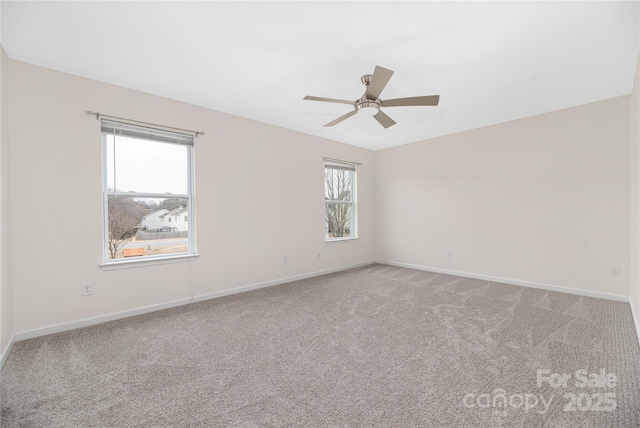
[{"left": 304, "top": 65, "right": 440, "bottom": 129}]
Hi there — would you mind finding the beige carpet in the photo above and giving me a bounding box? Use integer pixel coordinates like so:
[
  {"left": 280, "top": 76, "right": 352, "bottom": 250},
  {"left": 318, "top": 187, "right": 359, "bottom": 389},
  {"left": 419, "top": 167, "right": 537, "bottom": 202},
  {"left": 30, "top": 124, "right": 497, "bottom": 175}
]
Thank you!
[{"left": 2, "top": 264, "right": 639, "bottom": 427}]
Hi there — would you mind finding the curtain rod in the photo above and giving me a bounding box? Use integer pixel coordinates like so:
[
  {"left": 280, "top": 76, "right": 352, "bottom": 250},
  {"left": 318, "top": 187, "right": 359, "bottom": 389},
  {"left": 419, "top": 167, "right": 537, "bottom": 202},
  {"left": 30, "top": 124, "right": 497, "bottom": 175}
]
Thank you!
[
  {"left": 87, "top": 111, "right": 205, "bottom": 137},
  {"left": 323, "top": 157, "right": 362, "bottom": 166}
]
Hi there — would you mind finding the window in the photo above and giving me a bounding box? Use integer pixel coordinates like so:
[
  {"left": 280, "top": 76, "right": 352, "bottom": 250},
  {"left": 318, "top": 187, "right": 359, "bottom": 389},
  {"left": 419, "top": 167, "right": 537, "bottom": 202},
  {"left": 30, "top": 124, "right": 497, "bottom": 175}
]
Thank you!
[
  {"left": 325, "top": 161, "right": 357, "bottom": 240},
  {"left": 102, "top": 120, "right": 196, "bottom": 262}
]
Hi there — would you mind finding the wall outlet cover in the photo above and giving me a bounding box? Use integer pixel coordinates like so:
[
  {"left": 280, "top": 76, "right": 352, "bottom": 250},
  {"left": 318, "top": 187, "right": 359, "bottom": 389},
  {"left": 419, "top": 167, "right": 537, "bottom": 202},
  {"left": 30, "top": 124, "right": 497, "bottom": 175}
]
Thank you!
[{"left": 81, "top": 282, "right": 93, "bottom": 296}]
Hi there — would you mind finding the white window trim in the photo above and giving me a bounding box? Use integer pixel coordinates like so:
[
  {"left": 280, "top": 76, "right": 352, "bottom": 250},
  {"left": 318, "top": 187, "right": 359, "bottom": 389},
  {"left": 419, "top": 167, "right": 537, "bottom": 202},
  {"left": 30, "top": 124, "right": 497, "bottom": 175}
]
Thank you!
[
  {"left": 100, "top": 253, "right": 199, "bottom": 270},
  {"left": 325, "top": 237, "right": 360, "bottom": 243},
  {"left": 101, "top": 120, "right": 197, "bottom": 265},
  {"left": 324, "top": 161, "right": 358, "bottom": 242}
]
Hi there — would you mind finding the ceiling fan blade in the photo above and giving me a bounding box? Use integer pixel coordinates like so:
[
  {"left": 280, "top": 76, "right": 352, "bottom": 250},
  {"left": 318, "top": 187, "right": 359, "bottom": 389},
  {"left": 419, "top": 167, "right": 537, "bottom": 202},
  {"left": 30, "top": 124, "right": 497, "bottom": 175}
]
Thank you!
[
  {"left": 381, "top": 95, "right": 440, "bottom": 107},
  {"left": 373, "top": 110, "right": 396, "bottom": 128},
  {"left": 304, "top": 95, "right": 354, "bottom": 105},
  {"left": 324, "top": 109, "right": 358, "bottom": 127},
  {"left": 365, "top": 66, "right": 394, "bottom": 100}
]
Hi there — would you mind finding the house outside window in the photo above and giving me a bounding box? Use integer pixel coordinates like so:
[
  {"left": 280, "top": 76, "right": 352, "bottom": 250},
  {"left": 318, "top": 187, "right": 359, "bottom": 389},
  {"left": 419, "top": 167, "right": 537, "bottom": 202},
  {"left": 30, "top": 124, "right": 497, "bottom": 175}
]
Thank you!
[
  {"left": 102, "top": 119, "right": 196, "bottom": 262},
  {"left": 325, "top": 161, "right": 357, "bottom": 240}
]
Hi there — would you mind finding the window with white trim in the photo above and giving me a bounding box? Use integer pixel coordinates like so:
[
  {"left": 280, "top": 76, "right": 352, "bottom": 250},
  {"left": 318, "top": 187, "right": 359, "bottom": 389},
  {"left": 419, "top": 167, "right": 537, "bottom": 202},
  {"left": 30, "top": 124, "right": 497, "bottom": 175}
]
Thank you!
[
  {"left": 102, "top": 120, "right": 196, "bottom": 262},
  {"left": 324, "top": 161, "right": 357, "bottom": 240}
]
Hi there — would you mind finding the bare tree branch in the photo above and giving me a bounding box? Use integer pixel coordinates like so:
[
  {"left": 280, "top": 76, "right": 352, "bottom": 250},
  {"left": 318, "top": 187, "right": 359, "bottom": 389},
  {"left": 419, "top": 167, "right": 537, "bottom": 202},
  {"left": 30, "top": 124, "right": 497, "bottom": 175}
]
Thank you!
[
  {"left": 107, "top": 196, "right": 146, "bottom": 259},
  {"left": 325, "top": 168, "right": 353, "bottom": 238}
]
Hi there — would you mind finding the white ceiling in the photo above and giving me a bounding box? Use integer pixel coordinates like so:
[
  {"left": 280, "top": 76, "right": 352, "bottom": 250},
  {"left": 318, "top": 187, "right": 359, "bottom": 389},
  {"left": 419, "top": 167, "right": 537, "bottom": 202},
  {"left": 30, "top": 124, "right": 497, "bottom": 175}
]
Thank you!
[{"left": 2, "top": 1, "right": 639, "bottom": 150}]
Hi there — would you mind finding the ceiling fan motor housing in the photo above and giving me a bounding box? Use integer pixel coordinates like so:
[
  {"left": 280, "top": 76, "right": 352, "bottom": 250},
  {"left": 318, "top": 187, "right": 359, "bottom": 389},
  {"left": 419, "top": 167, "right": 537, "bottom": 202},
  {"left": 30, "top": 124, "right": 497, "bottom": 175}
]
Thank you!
[{"left": 355, "top": 97, "right": 381, "bottom": 113}]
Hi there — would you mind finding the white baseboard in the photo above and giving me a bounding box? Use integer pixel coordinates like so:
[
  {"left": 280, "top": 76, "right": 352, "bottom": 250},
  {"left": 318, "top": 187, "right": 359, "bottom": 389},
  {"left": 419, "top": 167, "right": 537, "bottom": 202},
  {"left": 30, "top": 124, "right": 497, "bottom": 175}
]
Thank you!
[
  {"left": 15, "top": 297, "right": 194, "bottom": 341},
  {"left": 0, "top": 332, "right": 15, "bottom": 370},
  {"left": 192, "top": 260, "right": 373, "bottom": 303},
  {"left": 629, "top": 298, "right": 640, "bottom": 348},
  {"left": 15, "top": 260, "right": 375, "bottom": 342},
  {"left": 376, "top": 260, "right": 630, "bottom": 302}
]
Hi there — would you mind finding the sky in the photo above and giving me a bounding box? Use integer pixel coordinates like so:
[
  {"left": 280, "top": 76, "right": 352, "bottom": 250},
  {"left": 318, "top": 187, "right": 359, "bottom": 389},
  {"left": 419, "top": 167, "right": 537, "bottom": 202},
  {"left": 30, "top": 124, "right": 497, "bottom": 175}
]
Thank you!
[{"left": 106, "top": 135, "right": 189, "bottom": 196}]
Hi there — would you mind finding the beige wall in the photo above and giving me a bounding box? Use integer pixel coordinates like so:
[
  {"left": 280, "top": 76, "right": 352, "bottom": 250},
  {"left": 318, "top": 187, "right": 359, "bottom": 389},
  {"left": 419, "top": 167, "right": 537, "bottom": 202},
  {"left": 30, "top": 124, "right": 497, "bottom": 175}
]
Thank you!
[
  {"left": 630, "top": 53, "right": 640, "bottom": 331},
  {"left": 5, "top": 56, "right": 638, "bottom": 337},
  {"left": 375, "top": 96, "right": 631, "bottom": 297},
  {"left": 8, "top": 60, "right": 375, "bottom": 333},
  {"left": 1, "top": 46, "right": 14, "bottom": 355}
]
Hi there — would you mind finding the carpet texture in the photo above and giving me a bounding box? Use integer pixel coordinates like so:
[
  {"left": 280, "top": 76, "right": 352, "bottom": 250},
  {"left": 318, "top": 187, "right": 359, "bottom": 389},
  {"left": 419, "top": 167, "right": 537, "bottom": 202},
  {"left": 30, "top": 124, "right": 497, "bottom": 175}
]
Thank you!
[{"left": 2, "top": 264, "right": 639, "bottom": 427}]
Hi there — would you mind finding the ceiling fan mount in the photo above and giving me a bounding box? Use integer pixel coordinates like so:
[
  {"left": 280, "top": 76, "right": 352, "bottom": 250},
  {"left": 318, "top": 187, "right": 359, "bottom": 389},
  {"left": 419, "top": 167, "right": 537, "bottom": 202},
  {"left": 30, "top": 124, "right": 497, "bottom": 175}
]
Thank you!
[
  {"left": 304, "top": 65, "right": 440, "bottom": 129},
  {"left": 360, "top": 74, "right": 374, "bottom": 88}
]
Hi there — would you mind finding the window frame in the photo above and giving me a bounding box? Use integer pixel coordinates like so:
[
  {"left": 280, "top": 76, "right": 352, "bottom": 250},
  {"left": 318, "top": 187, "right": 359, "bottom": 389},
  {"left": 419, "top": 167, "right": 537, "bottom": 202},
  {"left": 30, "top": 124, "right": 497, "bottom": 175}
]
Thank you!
[
  {"left": 100, "top": 119, "right": 197, "bottom": 266},
  {"left": 324, "top": 161, "right": 358, "bottom": 242}
]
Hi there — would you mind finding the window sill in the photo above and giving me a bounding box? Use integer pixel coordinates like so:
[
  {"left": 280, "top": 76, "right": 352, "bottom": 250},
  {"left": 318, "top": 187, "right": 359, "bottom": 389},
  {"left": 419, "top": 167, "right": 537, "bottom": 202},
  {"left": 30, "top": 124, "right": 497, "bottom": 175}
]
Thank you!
[
  {"left": 100, "top": 253, "right": 199, "bottom": 270},
  {"left": 325, "top": 237, "right": 360, "bottom": 244}
]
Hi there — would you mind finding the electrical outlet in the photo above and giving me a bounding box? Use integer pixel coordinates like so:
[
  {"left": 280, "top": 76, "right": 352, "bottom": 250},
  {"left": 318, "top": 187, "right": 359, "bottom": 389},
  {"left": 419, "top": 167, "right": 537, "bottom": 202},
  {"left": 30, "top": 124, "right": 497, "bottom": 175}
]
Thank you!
[
  {"left": 283, "top": 256, "right": 288, "bottom": 265},
  {"left": 81, "top": 282, "right": 93, "bottom": 296},
  {"left": 445, "top": 250, "right": 453, "bottom": 259},
  {"left": 610, "top": 266, "right": 621, "bottom": 276}
]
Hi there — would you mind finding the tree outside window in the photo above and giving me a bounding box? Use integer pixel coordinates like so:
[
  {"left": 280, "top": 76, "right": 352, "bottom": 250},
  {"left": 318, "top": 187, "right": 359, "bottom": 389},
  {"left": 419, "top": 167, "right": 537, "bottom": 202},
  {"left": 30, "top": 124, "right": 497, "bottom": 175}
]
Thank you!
[{"left": 325, "top": 163, "right": 356, "bottom": 240}]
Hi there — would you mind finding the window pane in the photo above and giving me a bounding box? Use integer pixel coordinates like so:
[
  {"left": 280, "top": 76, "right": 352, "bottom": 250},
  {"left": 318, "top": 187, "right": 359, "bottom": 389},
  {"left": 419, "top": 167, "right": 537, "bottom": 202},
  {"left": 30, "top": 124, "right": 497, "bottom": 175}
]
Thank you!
[
  {"left": 325, "top": 202, "right": 353, "bottom": 239},
  {"left": 106, "top": 134, "right": 188, "bottom": 194},
  {"left": 107, "top": 196, "right": 189, "bottom": 260},
  {"left": 324, "top": 168, "right": 353, "bottom": 201}
]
